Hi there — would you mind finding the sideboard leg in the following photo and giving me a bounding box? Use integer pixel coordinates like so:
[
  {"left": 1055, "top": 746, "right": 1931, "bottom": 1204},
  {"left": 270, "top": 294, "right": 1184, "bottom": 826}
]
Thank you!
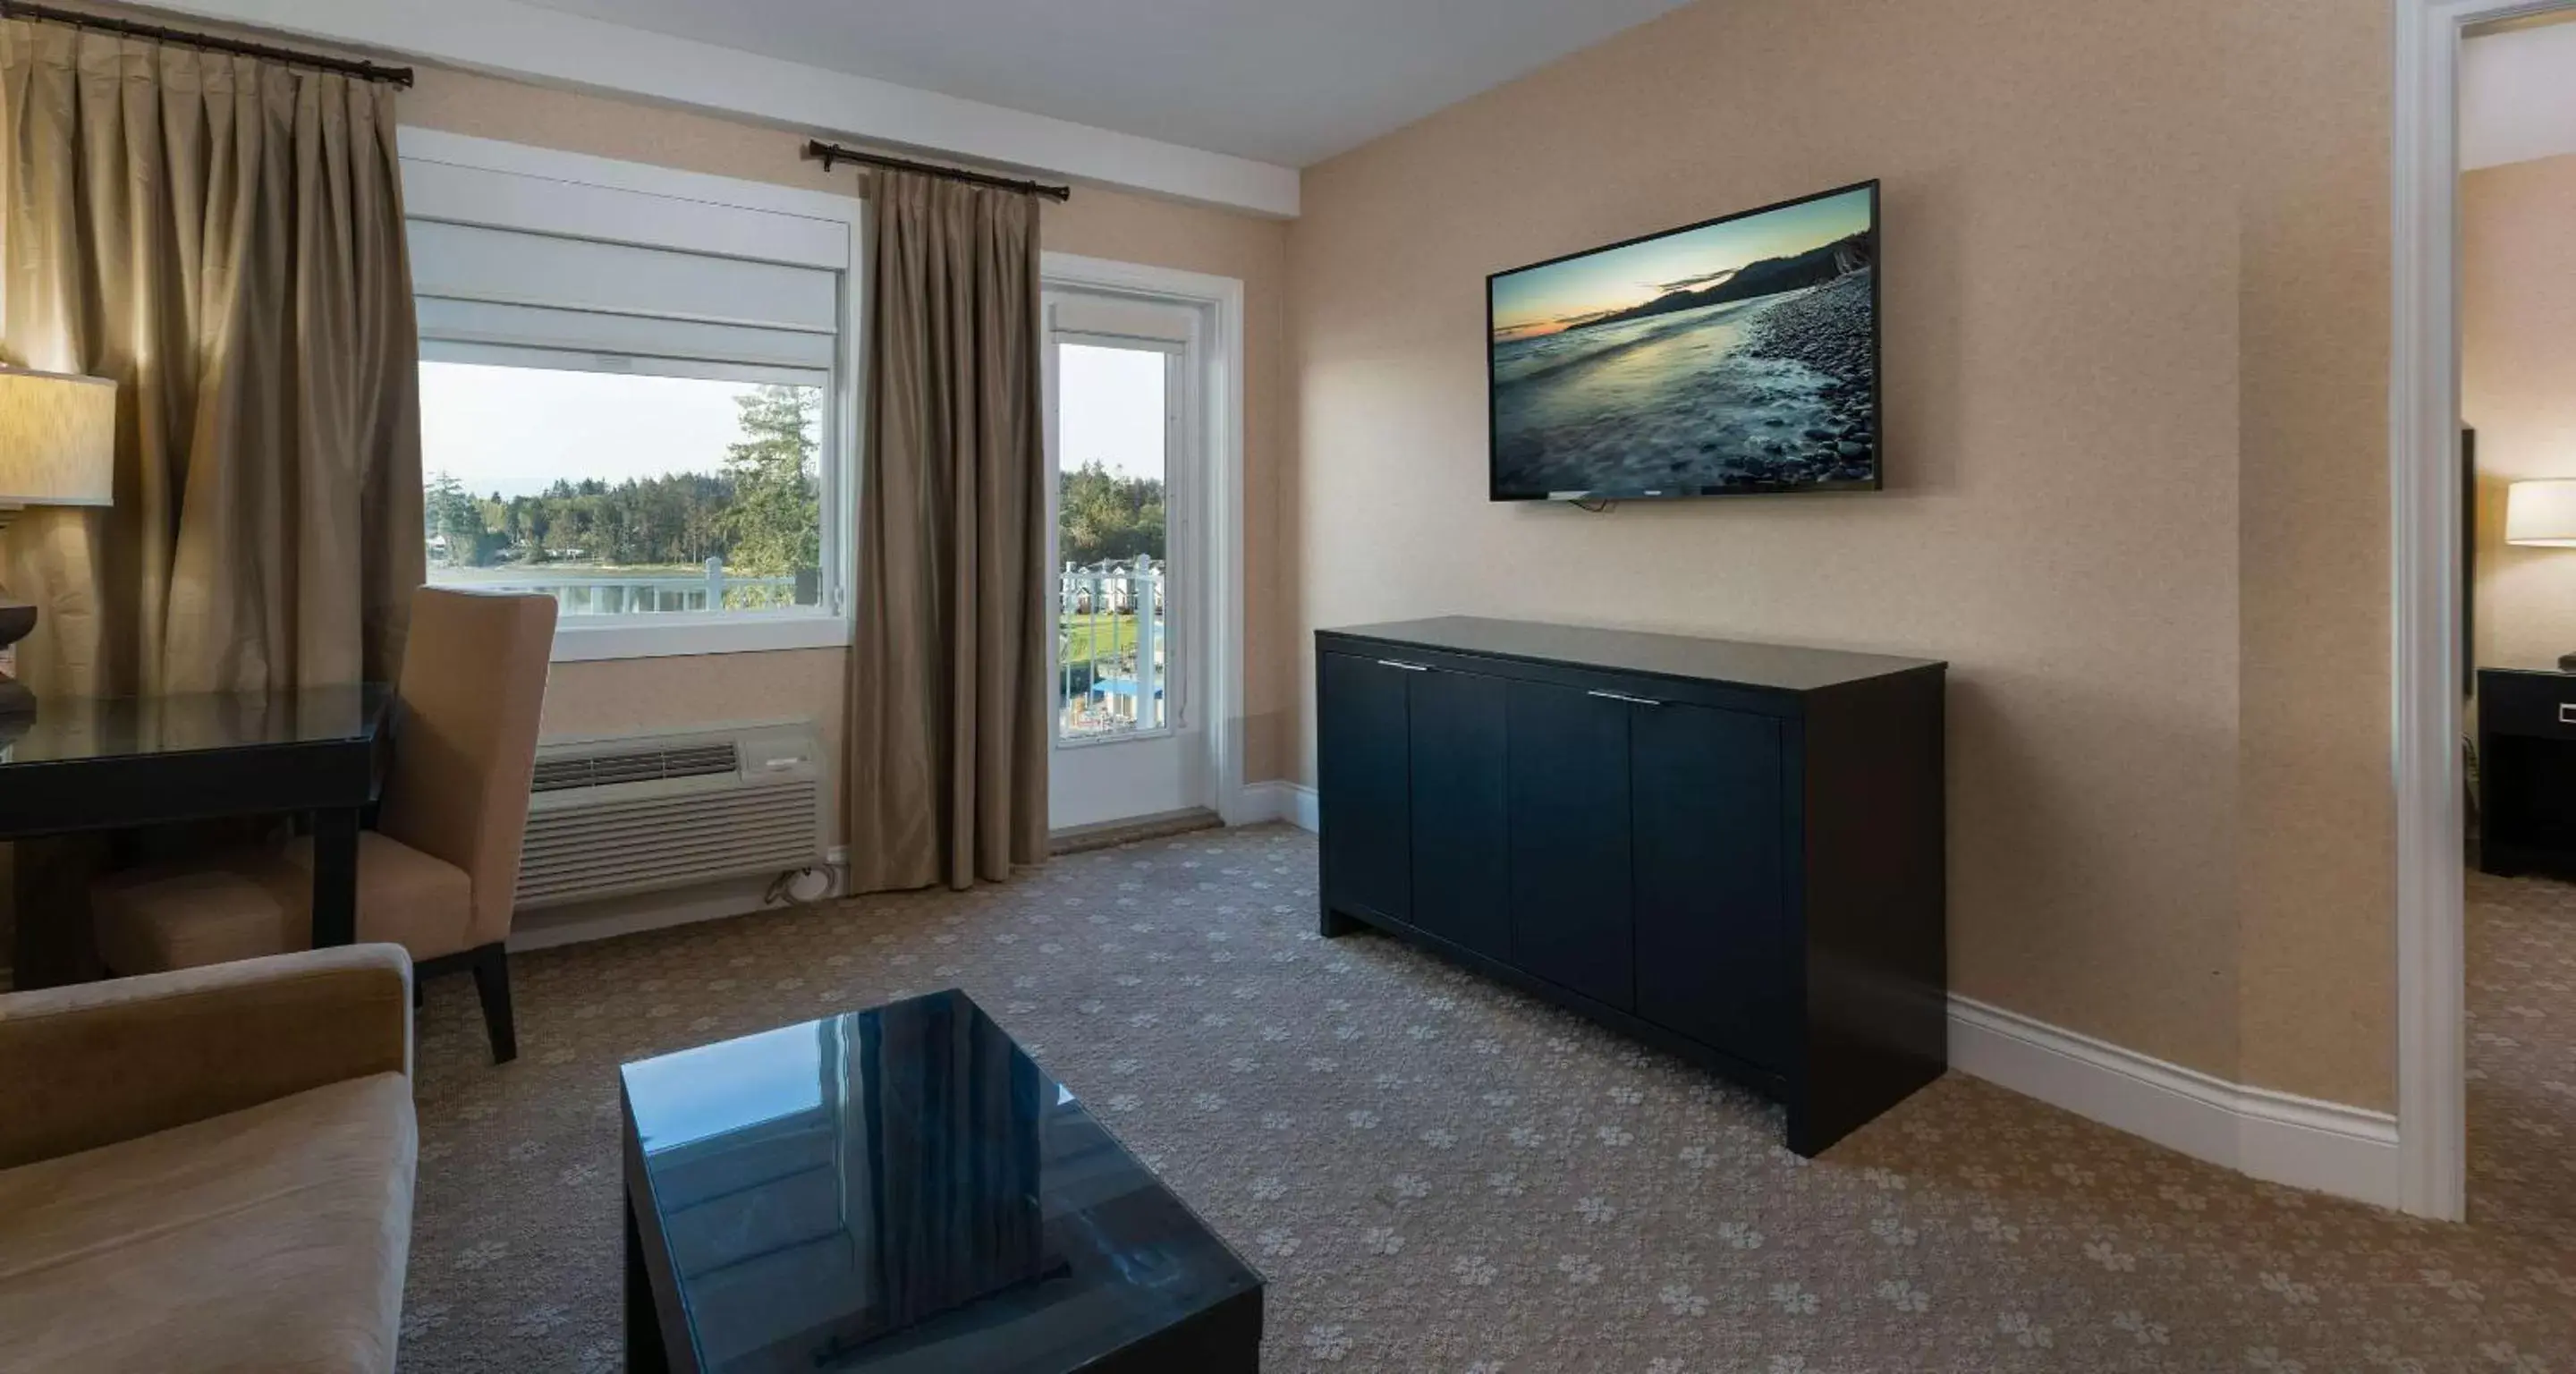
[{"left": 1319, "top": 907, "right": 1362, "bottom": 938}]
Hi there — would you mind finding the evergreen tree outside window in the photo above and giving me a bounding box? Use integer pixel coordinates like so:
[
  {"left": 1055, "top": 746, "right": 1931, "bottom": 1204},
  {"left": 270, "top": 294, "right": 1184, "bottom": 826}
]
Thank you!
[{"left": 419, "top": 361, "right": 828, "bottom": 619}]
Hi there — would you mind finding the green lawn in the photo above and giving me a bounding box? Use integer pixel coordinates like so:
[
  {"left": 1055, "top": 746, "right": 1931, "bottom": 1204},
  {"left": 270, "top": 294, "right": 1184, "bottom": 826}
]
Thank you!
[{"left": 1060, "top": 613, "right": 1141, "bottom": 669}]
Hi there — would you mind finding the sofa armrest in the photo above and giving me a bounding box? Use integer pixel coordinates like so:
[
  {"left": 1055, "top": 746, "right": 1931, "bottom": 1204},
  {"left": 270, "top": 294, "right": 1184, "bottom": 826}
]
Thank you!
[{"left": 0, "top": 944, "right": 412, "bottom": 1170}]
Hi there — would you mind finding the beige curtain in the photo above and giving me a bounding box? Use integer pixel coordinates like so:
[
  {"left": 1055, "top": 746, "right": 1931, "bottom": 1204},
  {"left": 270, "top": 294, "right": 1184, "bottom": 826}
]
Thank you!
[
  {"left": 845, "top": 169, "right": 1047, "bottom": 893},
  {"left": 0, "top": 20, "right": 422, "bottom": 698},
  {"left": 0, "top": 22, "right": 421, "bottom": 987}
]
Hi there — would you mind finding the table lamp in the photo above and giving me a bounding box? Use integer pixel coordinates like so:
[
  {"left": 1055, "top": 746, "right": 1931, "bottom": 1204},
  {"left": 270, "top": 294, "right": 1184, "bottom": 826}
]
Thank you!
[
  {"left": 2506, "top": 478, "right": 2576, "bottom": 672},
  {"left": 0, "top": 367, "right": 116, "bottom": 717}
]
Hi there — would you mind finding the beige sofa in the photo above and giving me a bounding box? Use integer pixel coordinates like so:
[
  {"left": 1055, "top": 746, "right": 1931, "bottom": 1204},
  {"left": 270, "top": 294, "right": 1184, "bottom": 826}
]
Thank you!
[{"left": 0, "top": 945, "right": 417, "bottom": 1372}]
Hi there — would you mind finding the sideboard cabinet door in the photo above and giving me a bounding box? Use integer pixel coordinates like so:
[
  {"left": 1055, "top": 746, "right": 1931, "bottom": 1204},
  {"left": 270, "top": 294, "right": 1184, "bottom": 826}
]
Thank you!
[
  {"left": 1504, "top": 680, "right": 1635, "bottom": 1011},
  {"left": 1319, "top": 653, "right": 1414, "bottom": 924},
  {"left": 1631, "top": 702, "right": 1789, "bottom": 1071},
  {"left": 1408, "top": 666, "right": 1511, "bottom": 959}
]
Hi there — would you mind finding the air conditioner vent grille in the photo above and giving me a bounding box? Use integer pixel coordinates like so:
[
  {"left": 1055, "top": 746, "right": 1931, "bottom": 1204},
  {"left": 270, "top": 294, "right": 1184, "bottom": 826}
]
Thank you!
[
  {"left": 516, "top": 781, "right": 819, "bottom": 908},
  {"left": 531, "top": 742, "right": 739, "bottom": 793},
  {"left": 513, "top": 724, "right": 825, "bottom": 912}
]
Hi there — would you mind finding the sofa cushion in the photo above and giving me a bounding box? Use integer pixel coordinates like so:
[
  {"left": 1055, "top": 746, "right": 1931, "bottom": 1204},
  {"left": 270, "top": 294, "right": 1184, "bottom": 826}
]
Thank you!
[{"left": 0, "top": 1073, "right": 416, "bottom": 1373}]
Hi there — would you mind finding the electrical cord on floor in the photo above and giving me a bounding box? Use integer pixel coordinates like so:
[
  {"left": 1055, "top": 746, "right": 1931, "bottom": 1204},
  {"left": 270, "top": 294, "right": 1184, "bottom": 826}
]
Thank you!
[{"left": 764, "top": 867, "right": 834, "bottom": 908}]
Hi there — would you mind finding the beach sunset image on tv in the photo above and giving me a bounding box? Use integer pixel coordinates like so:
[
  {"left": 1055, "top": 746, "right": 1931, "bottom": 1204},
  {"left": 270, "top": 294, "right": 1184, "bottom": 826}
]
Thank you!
[{"left": 1488, "top": 182, "right": 1877, "bottom": 500}]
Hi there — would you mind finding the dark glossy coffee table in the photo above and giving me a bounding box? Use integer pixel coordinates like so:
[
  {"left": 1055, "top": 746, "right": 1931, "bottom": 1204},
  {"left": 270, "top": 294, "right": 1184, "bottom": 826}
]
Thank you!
[{"left": 620, "top": 989, "right": 1263, "bottom": 1373}]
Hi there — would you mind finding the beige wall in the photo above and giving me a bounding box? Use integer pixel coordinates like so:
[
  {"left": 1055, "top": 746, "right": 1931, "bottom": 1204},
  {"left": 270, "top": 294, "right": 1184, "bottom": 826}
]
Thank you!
[
  {"left": 395, "top": 68, "right": 1298, "bottom": 819},
  {"left": 1287, "top": 0, "right": 2393, "bottom": 1106},
  {"left": 2466, "top": 152, "right": 2576, "bottom": 674},
  {"left": 2229, "top": 0, "right": 2396, "bottom": 1116}
]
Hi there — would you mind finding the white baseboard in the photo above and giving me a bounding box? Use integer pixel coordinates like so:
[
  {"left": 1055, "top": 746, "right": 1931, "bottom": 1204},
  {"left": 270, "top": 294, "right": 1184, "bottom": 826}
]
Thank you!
[
  {"left": 1947, "top": 995, "right": 2401, "bottom": 1209},
  {"left": 1231, "top": 780, "right": 1318, "bottom": 831}
]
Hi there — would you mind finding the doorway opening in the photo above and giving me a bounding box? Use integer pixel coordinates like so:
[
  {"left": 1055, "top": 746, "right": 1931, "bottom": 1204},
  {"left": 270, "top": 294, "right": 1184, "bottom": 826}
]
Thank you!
[
  {"left": 1038, "top": 265, "right": 1243, "bottom": 838},
  {"left": 2453, "top": 4, "right": 2576, "bottom": 1237},
  {"left": 2394, "top": 0, "right": 2576, "bottom": 1222}
]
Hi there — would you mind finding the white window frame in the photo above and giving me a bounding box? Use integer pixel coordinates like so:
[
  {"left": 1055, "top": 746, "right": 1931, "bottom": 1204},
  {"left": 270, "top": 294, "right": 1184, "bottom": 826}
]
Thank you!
[{"left": 398, "top": 128, "right": 864, "bottom": 663}]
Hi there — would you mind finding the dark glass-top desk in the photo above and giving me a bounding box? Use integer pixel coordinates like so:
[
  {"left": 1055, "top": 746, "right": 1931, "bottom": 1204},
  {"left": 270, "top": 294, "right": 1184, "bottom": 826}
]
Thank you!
[
  {"left": 0, "top": 684, "right": 393, "bottom": 987},
  {"left": 620, "top": 989, "right": 1263, "bottom": 1373}
]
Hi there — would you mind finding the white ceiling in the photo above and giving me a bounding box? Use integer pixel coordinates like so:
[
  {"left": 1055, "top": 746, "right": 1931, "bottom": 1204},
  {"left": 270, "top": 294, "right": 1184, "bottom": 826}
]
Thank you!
[
  {"left": 2462, "top": 18, "right": 2576, "bottom": 172},
  {"left": 512, "top": 0, "right": 1693, "bottom": 168}
]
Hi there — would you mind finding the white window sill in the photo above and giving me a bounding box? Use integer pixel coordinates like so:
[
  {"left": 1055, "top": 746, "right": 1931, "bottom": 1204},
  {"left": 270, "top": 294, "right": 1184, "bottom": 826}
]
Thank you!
[{"left": 548, "top": 613, "right": 852, "bottom": 663}]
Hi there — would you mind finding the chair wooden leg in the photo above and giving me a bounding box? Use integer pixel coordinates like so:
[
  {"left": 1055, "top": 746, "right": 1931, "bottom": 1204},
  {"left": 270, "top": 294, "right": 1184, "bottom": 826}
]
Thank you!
[{"left": 469, "top": 942, "right": 518, "bottom": 1064}]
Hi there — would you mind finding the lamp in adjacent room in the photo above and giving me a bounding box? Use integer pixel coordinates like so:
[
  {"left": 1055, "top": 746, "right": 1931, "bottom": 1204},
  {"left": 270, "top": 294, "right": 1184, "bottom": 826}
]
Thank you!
[
  {"left": 0, "top": 367, "right": 117, "bottom": 718},
  {"left": 2505, "top": 478, "right": 2576, "bottom": 673}
]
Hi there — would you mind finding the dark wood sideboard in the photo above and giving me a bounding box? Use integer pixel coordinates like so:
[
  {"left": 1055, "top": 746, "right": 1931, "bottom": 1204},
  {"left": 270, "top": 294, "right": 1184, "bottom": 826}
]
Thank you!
[
  {"left": 2477, "top": 666, "right": 2576, "bottom": 878},
  {"left": 1315, "top": 615, "right": 1947, "bottom": 1157}
]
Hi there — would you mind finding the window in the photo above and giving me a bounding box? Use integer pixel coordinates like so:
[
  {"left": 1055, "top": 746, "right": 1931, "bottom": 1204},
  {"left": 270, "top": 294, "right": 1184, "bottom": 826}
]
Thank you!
[
  {"left": 399, "top": 131, "right": 860, "bottom": 659},
  {"left": 420, "top": 360, "right": 825, "bottom": 616}
]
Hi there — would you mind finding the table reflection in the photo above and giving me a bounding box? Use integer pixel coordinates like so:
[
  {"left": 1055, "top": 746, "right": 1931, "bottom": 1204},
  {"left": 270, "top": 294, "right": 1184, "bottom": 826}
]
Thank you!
[
  {"left": 0, "top": 684, "right": 388, "bottom": 765},
  {"left": 623, "top": 989, "right": 1258, "bottom": 1372}
]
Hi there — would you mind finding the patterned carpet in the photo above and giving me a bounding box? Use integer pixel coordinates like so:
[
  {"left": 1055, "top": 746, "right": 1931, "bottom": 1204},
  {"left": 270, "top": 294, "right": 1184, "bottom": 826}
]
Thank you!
[
  {"left": 2468, "top": 869, "right": 2576, "bottom": 1254},
  {"left": 399, "top": 827, "right": 2576, "bottom": 1372}
]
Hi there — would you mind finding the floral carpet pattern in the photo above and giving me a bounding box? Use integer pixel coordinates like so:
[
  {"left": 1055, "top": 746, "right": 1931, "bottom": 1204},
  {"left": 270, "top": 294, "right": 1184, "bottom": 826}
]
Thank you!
[
  {"left": 401, "top": 827, "right": 2576, "bottom": 1372},
  {"left": 2469, "top": 869, "right": 2576, "bottom": 1254}
]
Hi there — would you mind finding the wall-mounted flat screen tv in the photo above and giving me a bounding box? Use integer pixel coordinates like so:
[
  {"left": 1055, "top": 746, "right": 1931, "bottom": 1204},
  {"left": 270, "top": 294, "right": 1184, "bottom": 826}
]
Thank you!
[{"left": 1488, "top": 180, "right": 1880, "bottom": 502}]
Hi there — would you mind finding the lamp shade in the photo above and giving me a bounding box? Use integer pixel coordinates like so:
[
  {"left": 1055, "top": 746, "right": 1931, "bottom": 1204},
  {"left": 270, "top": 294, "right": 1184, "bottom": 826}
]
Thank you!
[
  {"left": 0, "top": 368, "right": 114, "bottom": 507},
  {"left": 2507, "top": 479, "right": 2576, "bottom": 548}
]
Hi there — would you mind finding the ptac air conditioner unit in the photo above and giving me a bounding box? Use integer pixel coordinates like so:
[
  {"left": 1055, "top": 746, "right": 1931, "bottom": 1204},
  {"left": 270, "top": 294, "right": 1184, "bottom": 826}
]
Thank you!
[{"left": 514, "top": 722, "right": 826, "bottom": 911}]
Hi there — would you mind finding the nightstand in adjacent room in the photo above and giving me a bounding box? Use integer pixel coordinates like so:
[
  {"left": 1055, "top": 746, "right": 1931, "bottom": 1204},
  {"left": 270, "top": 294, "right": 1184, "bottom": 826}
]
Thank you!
[{"left": 2477, "top": 666, "right": 2576, "bottom": 878}]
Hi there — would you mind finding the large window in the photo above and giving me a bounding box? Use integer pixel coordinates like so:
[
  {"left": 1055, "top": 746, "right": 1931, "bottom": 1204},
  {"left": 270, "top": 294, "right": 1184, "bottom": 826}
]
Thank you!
[
  {"left": 400, "top": 131, "right": 860, "bottom": 659},
  {"left": 421, "top": 360, "right": 825, "bottom": 615}
]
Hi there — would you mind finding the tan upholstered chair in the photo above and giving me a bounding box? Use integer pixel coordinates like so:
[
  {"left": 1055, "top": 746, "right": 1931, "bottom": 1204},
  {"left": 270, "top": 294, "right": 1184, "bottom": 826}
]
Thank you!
[
  {"left": 0, "top": 945, "right": 417, "bottom": 1372},
  {"left": 93, "top": 588, "right": 557, "bottom": 1063}
]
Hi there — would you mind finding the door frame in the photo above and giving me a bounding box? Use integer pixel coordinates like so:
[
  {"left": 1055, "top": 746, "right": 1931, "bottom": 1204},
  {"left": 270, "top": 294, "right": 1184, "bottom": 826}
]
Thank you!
[
  {"left": 2388, "top": 0, "right": 2576, "bottom": 1221},
  {"left": 1038, "top": 251, "right": 1250, "bottom": 826}
]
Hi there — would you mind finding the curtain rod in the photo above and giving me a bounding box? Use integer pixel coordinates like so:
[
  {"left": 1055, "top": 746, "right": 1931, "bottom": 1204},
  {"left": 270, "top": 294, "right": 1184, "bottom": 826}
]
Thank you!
[
  {"left": 803, "top": 140, "right": 1071, "bottom": 202},
  {"left": 0, "top": 2, "right": 414, "bottom": 86}
]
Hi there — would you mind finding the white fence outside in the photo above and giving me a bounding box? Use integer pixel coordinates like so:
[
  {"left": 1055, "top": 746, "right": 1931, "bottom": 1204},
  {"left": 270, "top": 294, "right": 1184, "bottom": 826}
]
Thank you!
[
  {"left": 431, "top": 557, "right": 801, "bottom": 615},
  {"left": 1059, "top": 556, "right": 1165, "bottom": 739},
  {"left": 436, "top": 557, "right": 1163, "bottom": 737}
]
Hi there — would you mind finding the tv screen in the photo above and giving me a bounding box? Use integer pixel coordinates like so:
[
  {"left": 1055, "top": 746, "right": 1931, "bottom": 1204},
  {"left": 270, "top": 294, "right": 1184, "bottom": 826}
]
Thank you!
[{"left": 1487, "top": 181, "right": 1880, "bottom": 502}]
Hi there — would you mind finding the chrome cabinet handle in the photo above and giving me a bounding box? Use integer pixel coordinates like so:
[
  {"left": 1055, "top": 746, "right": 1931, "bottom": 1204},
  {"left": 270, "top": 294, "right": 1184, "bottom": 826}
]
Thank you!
[
  {"left": 1588, "top": 690, "right": 1663, "bottom": 707},
  {"left": 2559, "top": 703, "right": 2576, "bottom": 725},
  {"left": 1377, "top": 659, "right": 1431, "bottom": 673}
]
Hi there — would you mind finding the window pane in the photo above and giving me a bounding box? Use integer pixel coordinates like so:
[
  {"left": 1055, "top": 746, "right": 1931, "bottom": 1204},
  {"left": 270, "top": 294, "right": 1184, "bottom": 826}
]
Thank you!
[
  {"left": 1056, "top": 344, "right": 1169, "bottom": 740},
  {"left": 420, "top": 360, "right": 823, "bottom": 616}
]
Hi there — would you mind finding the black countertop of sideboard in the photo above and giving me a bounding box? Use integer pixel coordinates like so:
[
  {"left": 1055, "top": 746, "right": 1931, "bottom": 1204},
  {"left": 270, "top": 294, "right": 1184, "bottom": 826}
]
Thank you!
[{"left": 1318, "top": 616, "right": 1945, "bottom": 693}]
